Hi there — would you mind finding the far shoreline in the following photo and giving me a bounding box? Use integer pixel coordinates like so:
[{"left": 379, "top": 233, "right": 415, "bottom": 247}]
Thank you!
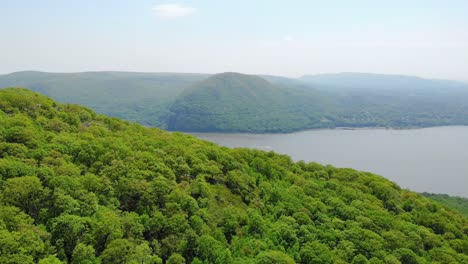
[{"left": 180, "top": 124, "right": 468, "bottom": 135}]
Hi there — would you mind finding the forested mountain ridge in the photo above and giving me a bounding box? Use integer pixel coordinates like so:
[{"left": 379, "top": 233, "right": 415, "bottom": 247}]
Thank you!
[
  {"left": 2, "top": 71, "right": 468, "bottom": 133},
  {"left": 0, "top": 88, "right": 467, "bottom": 263}
]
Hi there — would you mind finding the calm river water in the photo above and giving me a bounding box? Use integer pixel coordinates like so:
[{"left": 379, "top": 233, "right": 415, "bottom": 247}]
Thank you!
[{"left": 191, "top": 126, "right": 468, "bottom": 197}]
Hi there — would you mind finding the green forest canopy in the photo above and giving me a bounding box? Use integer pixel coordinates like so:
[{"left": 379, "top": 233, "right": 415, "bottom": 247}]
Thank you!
[{"left": 0, "top": 88, "right": 467, "bottom": 263}]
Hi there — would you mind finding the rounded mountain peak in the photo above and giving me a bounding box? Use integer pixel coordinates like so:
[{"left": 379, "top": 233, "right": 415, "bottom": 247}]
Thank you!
[{"left": 198, "top": 72, "right": 274, "bottom": 89}]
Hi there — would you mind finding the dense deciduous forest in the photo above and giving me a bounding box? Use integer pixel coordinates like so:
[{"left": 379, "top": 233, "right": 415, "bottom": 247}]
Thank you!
[
  {"left": 2, "top": 71, "right": 468, "bottom": 133},
  {"left": 0, "top": 88, "right": 467, "bottom": 263}
]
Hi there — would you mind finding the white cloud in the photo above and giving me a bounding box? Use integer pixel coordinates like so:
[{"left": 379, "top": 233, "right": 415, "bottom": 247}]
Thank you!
[{"left": 153, "top": 4, "right": 195, "bottom": 19}]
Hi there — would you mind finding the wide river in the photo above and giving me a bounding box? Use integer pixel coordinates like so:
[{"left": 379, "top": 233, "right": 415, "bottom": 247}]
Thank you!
[{"left": 191, "top": 126, "right": 468, "bottom": 197}]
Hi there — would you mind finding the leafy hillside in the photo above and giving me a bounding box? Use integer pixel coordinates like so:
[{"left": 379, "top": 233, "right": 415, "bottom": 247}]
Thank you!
[
  {"left": 0, "top": 88, "right": 467, "bottom": 263},
  {"left": 167, "top": 72, "right": 333, "bottom": 132},
  {"left": 0, "top": 71, "right": 208, "bottom": 128}
]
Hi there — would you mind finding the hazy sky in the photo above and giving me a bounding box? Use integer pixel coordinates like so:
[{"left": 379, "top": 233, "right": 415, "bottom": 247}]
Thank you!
[{"left": 2, "top": 0, "right": 467, "bottom": 79}]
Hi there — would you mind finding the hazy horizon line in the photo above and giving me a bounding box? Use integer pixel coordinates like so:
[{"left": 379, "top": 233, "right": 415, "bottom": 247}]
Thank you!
[{"left": 1, "top": 69, "right": 466, "bottom": 82}]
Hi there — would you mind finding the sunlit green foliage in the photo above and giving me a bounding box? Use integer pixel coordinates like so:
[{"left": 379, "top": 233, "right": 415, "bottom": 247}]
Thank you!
[{"left": 0, "top": 88, "right": 467, "bottom": 263}]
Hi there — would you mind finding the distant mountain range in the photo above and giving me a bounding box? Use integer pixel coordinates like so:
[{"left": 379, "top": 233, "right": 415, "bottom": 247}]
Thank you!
[
  {"left": 300, "top": 72, "right": 468, "bottom": 95},
  {"left": 2, "top": 71, "right": 468, "bottom": 132}
]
